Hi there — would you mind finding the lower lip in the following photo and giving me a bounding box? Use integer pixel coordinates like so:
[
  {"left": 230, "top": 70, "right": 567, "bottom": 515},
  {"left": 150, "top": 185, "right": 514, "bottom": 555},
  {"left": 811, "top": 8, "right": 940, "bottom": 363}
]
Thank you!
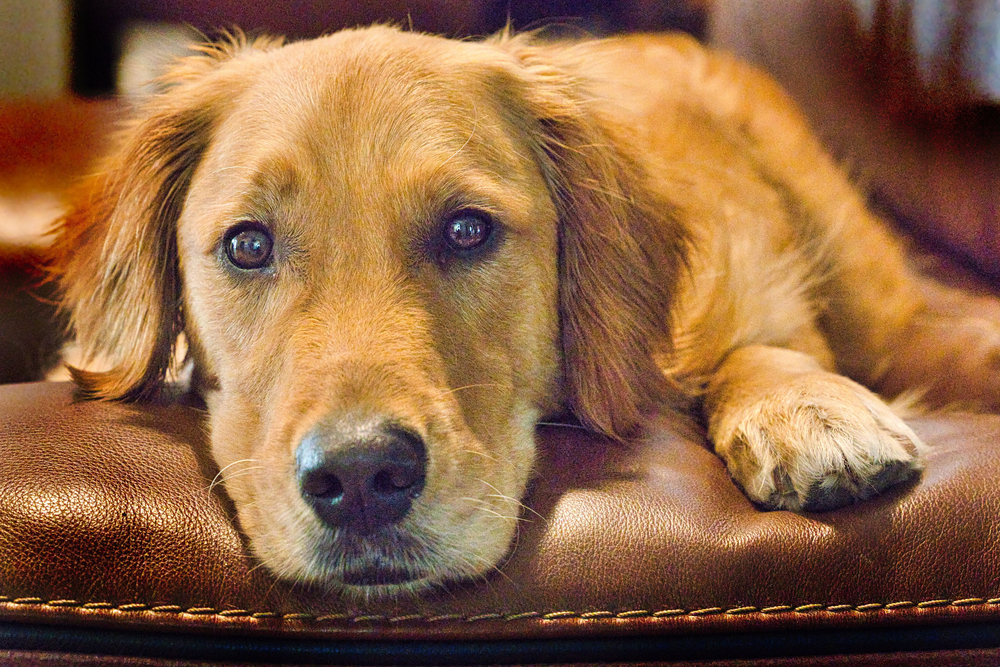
[{"left": 341, "top": 568, "right": 422, "bottom": 587}]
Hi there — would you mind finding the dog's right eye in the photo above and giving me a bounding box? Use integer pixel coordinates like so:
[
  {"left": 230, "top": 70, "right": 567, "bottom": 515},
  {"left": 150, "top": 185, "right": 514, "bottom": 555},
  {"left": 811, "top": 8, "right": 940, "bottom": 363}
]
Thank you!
[{"left": 224, "top": 222, "right": 274, "bottom": 271}]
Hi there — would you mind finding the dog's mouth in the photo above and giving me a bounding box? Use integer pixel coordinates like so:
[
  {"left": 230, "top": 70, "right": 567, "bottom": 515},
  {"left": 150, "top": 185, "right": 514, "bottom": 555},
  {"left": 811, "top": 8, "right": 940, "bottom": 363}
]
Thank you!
[
  {"left": 340, "top": 565, "right": 422, "bottom": 587},
  {"left": 307, "top": 525, "right": 438, "bottom": 593}
]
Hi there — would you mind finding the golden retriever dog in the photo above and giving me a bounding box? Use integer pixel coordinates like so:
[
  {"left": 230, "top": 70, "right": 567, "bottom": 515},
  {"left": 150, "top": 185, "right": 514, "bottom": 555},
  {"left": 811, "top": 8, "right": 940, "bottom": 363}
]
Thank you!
[{"left": 51, "top": 26, "right": 1000, "bottom": 597}]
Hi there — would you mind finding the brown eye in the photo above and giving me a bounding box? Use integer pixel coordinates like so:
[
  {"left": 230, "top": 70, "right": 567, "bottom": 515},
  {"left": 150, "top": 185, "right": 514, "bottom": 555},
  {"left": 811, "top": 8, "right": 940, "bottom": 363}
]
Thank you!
[
  {"left": 444, "top": 211, "right": 494, "bottom": 253},
  {"left": 224, "top": 221, "right": 273, "bottom": 270}
]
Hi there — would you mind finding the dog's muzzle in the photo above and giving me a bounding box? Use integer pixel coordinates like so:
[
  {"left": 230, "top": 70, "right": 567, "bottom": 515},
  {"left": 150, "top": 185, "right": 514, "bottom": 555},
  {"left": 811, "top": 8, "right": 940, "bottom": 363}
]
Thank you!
[{"left": 295, "top": 418, "right": 427, "bottom": 535}]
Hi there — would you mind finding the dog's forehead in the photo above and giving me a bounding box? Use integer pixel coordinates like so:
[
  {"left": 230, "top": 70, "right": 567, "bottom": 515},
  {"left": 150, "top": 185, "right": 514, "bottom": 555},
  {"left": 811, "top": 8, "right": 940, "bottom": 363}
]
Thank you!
[
  {"left": 182, "top": 29, "right": 550, "bottom": 255},
  {"left": 228, "top": 29, "right": 510, "bottom": 144},
  {"left": 203, "top": 30, "right": 531, "bottom": 190}
]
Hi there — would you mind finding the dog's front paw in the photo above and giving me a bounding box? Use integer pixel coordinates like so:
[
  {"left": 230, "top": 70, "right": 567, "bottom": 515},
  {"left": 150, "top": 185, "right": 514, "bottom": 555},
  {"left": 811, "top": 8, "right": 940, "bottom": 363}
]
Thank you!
[{"left": 712, "top": 375, "right": 925, "bottom": 512}]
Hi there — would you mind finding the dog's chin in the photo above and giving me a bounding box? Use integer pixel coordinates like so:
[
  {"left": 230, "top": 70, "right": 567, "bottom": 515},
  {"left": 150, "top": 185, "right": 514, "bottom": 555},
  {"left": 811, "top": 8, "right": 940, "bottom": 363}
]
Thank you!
[
  {"left": 333, "top": 564, "right": 449, "bottom": 601},
  {"left": 332, "top": 565, "right": 439, "bottom": 601},
  {"left": 276, "top": 521, "right": 506, "bottom": 600},
  {"left": 319, "top": 529, "right": 433, "bottom": 592}
]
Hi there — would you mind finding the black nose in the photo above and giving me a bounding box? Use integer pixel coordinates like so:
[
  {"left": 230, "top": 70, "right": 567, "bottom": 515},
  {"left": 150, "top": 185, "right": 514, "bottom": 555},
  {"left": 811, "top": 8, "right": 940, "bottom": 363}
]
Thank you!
[{"left": 296, "top": 420, "right": 426, "bottom": 534}]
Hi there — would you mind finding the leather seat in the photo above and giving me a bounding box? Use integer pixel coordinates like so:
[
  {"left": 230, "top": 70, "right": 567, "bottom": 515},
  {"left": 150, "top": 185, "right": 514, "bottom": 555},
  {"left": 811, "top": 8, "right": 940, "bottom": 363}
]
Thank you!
[{"left": 2, "top": 381, "right": 999, "bottom": 664}]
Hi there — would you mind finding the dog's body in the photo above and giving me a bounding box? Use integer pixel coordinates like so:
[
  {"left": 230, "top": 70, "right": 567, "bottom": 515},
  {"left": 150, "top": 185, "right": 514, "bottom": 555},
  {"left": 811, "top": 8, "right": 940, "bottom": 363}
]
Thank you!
[{"left": 52, "top": 27, "right": 1000, "bottom": 596}]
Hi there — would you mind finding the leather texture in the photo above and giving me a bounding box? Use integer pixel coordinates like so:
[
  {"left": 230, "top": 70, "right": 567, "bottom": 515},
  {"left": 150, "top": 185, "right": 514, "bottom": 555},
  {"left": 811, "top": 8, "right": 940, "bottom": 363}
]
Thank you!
[
  {"left": 4, "top": 649, "right": 1000, "bottom": 667},
  {"left": 1, "top": 381, "right": 998, "bottom": 664}
]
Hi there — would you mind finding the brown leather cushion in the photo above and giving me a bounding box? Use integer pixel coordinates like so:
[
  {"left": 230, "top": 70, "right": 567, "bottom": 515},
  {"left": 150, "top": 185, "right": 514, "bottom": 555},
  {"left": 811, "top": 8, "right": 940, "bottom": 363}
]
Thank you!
[{"left": 1, "top": 381, "right": 999, "bottom": 659}]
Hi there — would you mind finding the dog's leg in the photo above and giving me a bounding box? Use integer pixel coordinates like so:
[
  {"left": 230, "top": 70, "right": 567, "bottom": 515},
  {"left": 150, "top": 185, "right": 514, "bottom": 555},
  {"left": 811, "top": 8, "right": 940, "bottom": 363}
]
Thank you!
[
  {"left": 704, "top": 345, "right": 924, "bottom": 512},
  {"left": 707, "top": 50, "right": 1000, "bottom": 412},
  {"left": 801, "top": 193, "right": 1000, "bottom": 412},
  {"left": 872, "top": 284, "right": 1000, "bottom": 411}
]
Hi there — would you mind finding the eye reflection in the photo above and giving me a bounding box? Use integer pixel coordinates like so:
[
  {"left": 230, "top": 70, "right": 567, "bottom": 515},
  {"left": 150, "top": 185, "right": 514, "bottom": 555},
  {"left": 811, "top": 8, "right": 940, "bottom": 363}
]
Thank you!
[
  {"left": 444, "top": 211, "right": 493, "bottom": 253},
  {"left": 224, "top": 221, "right": 273, "bottom": 270}
]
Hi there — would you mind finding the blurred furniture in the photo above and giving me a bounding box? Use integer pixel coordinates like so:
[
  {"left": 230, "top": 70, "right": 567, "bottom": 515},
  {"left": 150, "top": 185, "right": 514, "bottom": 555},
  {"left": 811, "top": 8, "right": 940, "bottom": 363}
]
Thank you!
[
  {"left": 712, "top": 0, "right": 1000, "bottom": 278},
  {"left": 0, "top": 99, "right": 117, "bottom": 384},
  {"left": 0, "top": 0, "right": 70, "bottom": 97},
  {"left": 69, "top": 0, "right": 709, "bottom": 94}
]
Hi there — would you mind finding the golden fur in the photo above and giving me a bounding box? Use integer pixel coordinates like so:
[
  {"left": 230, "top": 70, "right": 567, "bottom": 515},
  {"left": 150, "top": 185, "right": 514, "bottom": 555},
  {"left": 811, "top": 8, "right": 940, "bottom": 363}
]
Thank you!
[{"left": 52, "top": 26, "right": 1000, "bottom": 597}]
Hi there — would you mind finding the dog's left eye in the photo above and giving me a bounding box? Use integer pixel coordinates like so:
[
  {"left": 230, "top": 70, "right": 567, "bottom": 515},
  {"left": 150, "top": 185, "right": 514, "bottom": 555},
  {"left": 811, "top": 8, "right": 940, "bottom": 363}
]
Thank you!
[
  {"left": 224, "top": 221, "right": 274, "bottom": 270},
  {"left": 443, "top": 211, "right": 494, "bottom": 254}
]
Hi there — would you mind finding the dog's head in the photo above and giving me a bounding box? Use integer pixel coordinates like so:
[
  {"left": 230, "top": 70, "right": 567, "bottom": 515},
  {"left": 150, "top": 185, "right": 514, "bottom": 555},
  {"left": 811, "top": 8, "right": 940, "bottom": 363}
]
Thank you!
[{"left": 53, "top": 27, "right": 684, "bottom": 596}]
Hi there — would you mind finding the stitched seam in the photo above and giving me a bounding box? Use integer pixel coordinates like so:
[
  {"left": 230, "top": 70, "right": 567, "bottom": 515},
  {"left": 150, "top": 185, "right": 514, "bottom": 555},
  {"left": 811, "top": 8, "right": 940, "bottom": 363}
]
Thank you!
[{"left": 1, "top": 596, "right": 998, "bottom": 624}]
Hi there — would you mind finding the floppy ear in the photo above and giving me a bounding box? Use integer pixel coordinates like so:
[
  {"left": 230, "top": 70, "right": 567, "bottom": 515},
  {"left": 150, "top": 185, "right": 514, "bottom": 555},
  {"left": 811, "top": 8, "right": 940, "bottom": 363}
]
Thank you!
[
  {"left": 50, "top": 34, "right": 283, "bottom": 401},
  {"left": 497, "top": 35, "right": 689, "bottom": 440}
]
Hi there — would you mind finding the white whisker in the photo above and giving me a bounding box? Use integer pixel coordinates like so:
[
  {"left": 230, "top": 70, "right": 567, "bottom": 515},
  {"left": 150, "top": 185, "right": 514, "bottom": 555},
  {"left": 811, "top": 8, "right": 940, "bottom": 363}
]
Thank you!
[
  {"left": 462, "top": 497, "right": 529, "bottom": 524},
  {"left": 434, "top": 382, "right": 509, "bottom": 398},
  {"left": 537, "top": 420, "right": 599, "bottom": 433},
  {"left": 463, "top": 448, "right": 501, "bottom": 464},
  {"left": 440, "top": 102, "right": 478, "bottom": 167},
  {"left": 207, "top": 458, "right": 262, "bottom": 495},
  {"left": 474, "top": 479, "right": 546, "bottom": 522}
]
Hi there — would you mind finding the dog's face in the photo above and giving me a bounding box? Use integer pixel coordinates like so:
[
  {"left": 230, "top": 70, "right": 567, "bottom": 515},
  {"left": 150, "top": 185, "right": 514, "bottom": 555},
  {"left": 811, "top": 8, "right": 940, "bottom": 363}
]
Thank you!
[
  {"left": 55, "top": 27, "right": 683, "bottom": 596},
  {"left": 179, "top": 31, "right": 563, "bottom": 593}
]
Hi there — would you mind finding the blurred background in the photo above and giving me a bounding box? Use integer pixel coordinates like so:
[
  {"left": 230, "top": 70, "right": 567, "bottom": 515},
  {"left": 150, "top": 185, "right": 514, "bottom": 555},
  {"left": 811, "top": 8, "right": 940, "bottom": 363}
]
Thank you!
[
  {"left": 1, "top": 0, "right": 711, "bottom": 98},
  {"left": 0, "top": 0, "right": 997, "bottom": 384}
]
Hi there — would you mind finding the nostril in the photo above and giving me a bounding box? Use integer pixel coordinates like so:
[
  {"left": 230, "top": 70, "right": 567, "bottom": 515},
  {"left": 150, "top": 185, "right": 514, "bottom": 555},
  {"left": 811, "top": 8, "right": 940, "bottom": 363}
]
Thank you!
[
  {"left": 300, "top": 470, "right": 344, "bottom": 500},
  {"left": 296, "top": 420, "right": 427, "bottom": 533},
  {"left": 372, "top": 471, "right": 395, "bottom": 495},
  {"left": 372, "top": 464, "right": 422, "bottom": 497}
]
